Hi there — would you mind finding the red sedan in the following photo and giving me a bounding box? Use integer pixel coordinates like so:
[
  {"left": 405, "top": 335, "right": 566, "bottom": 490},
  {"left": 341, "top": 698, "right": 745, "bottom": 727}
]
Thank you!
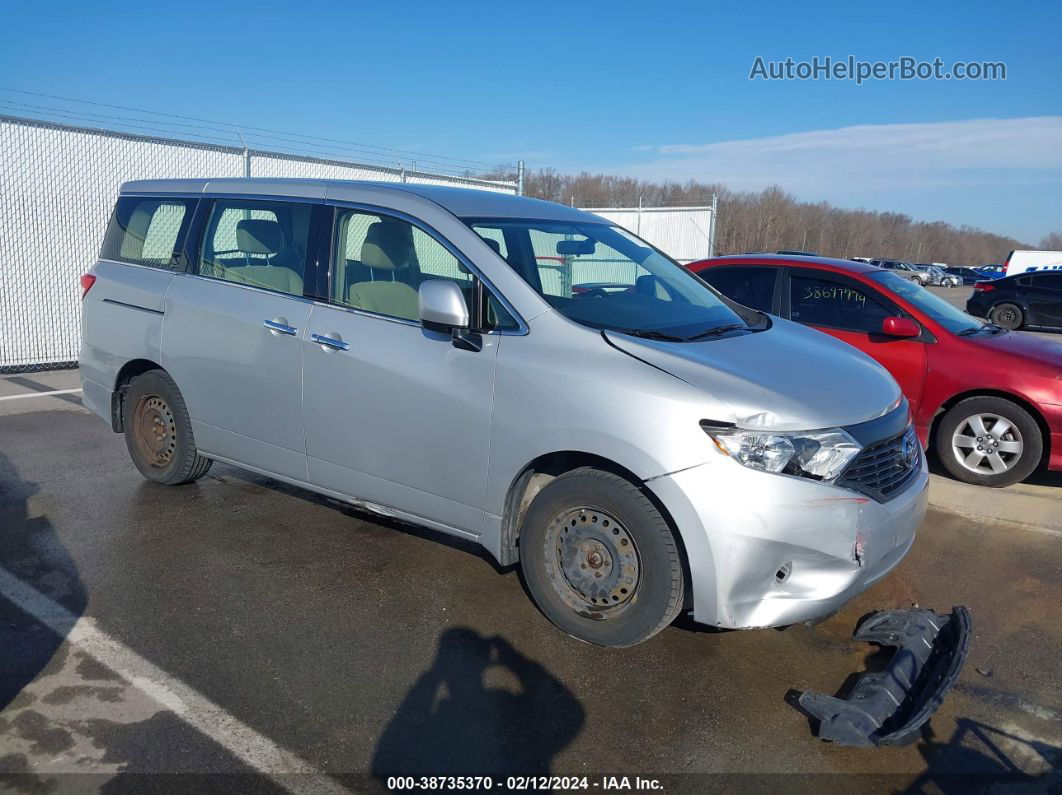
[{"left": 689, "top": 254, "right": 1062, "bottom": 487}]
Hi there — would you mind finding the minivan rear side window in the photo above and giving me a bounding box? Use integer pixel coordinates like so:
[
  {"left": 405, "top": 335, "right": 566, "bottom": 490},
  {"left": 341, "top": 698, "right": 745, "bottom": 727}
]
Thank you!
[
  {"left": 100, "top": 197, "right": 195, "bottom": 269},
  {"left": 196, "top": 199, "right": 313, "bottom": 297}
]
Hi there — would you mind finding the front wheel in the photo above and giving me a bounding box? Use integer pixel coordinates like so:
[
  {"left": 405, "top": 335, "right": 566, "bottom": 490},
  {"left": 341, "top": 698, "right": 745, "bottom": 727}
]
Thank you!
[
  {"left": 935, "top": 397, "right": 1042, "bottom": 487},
  {"left": 123, "top": 369, "right": 212, "bottom": 485},
  {"left": 518, "top": 468, "right": 685, "bottom": 647}
]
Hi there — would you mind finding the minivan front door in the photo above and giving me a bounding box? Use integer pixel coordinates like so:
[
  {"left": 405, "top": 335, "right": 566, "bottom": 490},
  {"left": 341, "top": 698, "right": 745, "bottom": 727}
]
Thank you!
[
  {"left": 302, "top": 208, "right": 499, "bottom": 537},
  {"left": 163, "top": 198, "right": 321, "bottom": 480}
]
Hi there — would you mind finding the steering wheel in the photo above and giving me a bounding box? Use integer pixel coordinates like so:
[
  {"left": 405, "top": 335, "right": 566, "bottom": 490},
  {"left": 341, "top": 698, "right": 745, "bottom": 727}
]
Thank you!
[{"left": 575, "top": 287, "right": 610, "bottom": 299}]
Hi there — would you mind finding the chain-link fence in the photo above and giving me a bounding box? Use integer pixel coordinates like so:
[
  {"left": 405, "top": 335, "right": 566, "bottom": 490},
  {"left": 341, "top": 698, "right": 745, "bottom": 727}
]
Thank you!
[{"left": 0, "top": 114, "right": 516, "bottom": 373}]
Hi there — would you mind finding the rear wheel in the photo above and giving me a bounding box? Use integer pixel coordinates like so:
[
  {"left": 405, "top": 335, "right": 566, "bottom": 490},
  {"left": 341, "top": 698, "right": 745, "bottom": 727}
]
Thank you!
[
  {"left": 518, "top": 468, "right": 685, "bottom": 647},
  {"left": 123, "top": 370, "right": 212, "bottom": 485},
  {"left": 989, "top": 302, "right": 1024, "bottom": 330},
  {"left": 935, "top": 397, "right": 1042, "bottom": 487}
]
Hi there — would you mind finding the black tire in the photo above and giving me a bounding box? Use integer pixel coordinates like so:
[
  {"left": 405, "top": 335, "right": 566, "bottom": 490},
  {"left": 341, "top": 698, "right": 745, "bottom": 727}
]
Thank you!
[
  {"left": 989, "top": 302, "right": 1024, "bottom": 330},
  {"left": 518, "top": 468, "right": 685, "bottom": 647},
  {"left": 122, "top": 369, "right": 212, "bottom": 485},
  {"left": 935, "top": 396, "right": 1042, "bottom": 487}
]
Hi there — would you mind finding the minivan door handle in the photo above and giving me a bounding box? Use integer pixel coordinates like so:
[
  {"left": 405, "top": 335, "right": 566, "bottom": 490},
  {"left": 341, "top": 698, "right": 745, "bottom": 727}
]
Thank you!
[
  {"left": 311, "top": 333, "right": 350, "bottom": 352},
  {"left": 264, "top": 318, "right": 298, "bottom": 336}
]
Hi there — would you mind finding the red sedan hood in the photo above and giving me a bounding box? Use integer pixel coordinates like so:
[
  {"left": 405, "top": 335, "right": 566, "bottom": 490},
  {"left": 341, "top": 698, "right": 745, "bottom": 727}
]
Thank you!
[{"left": 969, "top": 329, "right": 1062, "bottom": 370}]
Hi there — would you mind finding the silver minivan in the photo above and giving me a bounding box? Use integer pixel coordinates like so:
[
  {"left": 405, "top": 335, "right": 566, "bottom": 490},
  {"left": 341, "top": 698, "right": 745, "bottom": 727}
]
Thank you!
[{"left": 80, "top": 178, "right": 928, "bottom": 648}]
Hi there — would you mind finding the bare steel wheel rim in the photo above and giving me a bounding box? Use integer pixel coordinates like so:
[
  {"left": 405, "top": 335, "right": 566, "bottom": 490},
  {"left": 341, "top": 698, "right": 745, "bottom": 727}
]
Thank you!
[
  {"left": 951, "top": 413, "right": 1023, "bottom": 475},
  {"left": 133, "top": 395, "right": 177, "bottom": 468},
  {"left": 992, "top": 306, "right": 1018, "bottom": 327},
  {"left": 543, "top": 507, "right": 640, "bottom": 620}
]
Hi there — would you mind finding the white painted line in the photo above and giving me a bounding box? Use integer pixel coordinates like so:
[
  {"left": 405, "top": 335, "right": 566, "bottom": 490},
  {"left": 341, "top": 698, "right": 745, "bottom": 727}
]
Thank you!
[
  {"left": 0, "top": 388, "right": 82, "bottom": 402},
  {"left": 0, "top": 566, "right": 350, "bottom": 794}
]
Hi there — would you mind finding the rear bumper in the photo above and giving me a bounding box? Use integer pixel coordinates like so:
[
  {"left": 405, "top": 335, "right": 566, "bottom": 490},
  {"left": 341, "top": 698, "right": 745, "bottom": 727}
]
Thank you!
[
  {"left": 649, "top": 455, "right": 928, "bottom": 629},
  {"left": 965, "top": 297, "right": 989, "bottom": 318},
  {"left": 80, "top": 374, "right": 113, "bottom": 428}
]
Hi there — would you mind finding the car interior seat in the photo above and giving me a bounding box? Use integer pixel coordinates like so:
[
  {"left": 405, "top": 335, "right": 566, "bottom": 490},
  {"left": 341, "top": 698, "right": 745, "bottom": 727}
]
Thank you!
[
  {"left": 347, "top": 221, "right": 421, "bottom": 320},
  {"left": 211, "top": 219, "right": 304, "bottom": 294}
]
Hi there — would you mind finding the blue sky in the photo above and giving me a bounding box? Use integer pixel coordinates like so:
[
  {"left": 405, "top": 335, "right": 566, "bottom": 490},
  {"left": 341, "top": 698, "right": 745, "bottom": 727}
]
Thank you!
[{"left": 2, "top": 0, "right": 1060, "bottom": 242}]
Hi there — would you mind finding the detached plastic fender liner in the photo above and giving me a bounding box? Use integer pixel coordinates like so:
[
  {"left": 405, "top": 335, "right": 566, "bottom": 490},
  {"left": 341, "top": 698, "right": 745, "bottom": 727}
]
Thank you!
[{"left": 796, "top": 606, "right": 972, "bottom": 747}]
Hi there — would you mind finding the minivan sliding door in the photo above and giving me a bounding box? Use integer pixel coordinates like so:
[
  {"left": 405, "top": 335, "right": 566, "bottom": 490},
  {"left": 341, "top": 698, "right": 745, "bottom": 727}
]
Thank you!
[{"left": 163, "top": 198, "right": 326, "bottom": 481}]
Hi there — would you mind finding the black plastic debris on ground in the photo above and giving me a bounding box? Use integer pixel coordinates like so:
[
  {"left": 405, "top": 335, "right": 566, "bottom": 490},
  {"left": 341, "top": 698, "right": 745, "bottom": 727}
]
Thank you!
[{"left": 796, "top": 606, "right": 972, "bottom": 747}]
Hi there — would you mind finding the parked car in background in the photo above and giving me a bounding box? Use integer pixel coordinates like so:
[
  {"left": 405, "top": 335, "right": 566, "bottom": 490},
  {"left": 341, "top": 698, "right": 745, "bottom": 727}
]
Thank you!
[
  {"left": 944, "top": 266, "right": 982, "bottom": 286},
  {"left": 1002, "top": 250, "right": 1062, "bottom": 277},
  {"left": 914, "top": 264, "right": 960, "bottom": 287},
  {"left": 974, "top": 265, "right": 1005, "bottom": 280},
  {"left": 870, "top": 259, "right": 931, "bottom": 285},
  {"left": 80, "top": 178, "right": 929, "bottom": 648},
  {"left": 966, "top": 271, "right": 1062, "bottom": 331},
  {"left": 690, "top": 254, "right": 1062, "bottom": 488}
]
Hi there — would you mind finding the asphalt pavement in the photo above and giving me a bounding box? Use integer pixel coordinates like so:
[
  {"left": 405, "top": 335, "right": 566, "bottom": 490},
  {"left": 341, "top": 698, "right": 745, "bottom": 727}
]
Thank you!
[{"left": 0, "top": 373, "right": 1059, "bottom": 792}]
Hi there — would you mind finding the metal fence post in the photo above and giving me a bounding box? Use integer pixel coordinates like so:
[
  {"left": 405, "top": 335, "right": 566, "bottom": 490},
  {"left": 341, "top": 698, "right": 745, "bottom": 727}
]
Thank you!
[
  {"left": 709, "top": 193, "right": 718, "bottom": 257},
  {"left": 516, "top": 160, "right": 525, "bottom": 196}
]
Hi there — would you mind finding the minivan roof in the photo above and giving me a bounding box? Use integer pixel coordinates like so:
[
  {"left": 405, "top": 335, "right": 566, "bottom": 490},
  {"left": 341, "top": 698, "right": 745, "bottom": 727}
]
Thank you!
[{"left": 119, "top": 178, "right": 602, "bottom": 223}]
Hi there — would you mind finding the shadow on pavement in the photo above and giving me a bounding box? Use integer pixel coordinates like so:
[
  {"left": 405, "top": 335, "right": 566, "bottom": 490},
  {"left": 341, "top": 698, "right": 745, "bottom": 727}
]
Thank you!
[
  {"left": 372, "top": 628, "right": 584, "bottom": 780},
  {"left": 903, "top": 719, "right": 1060, "bottom": 793},
  {"left": 0, "top": 452, "right": 86, "bottom": 713}
]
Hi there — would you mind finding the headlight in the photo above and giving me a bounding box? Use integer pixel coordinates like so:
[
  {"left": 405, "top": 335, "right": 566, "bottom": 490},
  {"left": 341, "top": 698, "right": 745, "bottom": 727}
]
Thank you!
[{"left": 703, "top": 425, "right": 862, "bottom": 481}]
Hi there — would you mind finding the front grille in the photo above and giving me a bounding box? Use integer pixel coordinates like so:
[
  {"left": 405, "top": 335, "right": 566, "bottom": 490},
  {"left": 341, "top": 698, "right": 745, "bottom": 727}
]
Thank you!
[{"left": 839, "top": 425, "right": 921, "bottom": 502}]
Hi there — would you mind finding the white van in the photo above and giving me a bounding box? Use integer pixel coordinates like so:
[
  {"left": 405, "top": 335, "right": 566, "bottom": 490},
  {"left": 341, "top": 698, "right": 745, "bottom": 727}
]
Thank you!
[{"left": 1003, "top": 250, "right": 1062, "bottom": 276}]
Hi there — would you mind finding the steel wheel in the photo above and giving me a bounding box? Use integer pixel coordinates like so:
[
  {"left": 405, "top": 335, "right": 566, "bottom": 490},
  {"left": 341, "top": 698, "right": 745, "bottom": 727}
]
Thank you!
[
  {"left": 951, "top": 413, "right": 1023, "bottom": 475},
  {"left": 131, "top": 394, "right": 177, "bottom": 469},
  {"left": 543, "top": 507, "right": 641, "bottom": 619},
  {"left": 989, "top": 303, "right": 1023, "bottom": 330}
]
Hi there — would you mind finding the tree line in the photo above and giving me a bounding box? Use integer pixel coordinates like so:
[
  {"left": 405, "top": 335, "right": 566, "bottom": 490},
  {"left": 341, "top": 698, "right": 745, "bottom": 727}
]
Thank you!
[{"left": 514, "top": 168, "right": 1059, "bottom": 266}]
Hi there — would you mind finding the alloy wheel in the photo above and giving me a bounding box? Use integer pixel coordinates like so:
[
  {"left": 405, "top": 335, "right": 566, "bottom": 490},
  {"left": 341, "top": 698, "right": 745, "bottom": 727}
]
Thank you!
[{"left": 951, "top": 413, "right": 1023, "bottom": 475}]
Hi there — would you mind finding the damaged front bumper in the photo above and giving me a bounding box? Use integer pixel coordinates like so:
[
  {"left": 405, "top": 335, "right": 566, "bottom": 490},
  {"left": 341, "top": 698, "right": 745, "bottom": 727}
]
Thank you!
[
  {"left": 797, "top": 606, "right": 972, "bottom": 747},
  {"left": 648, "top": 455, "right": 929, "bottom": 629}
]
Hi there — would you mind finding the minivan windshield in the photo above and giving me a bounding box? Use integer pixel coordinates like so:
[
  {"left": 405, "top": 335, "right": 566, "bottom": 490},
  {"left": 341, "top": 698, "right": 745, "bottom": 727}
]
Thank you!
[
  {"left": 465, "top": 218, "right": 754, "bottom": 339},
  {"left": 868, "top": 270, "right": 984, "bottom": 334}
]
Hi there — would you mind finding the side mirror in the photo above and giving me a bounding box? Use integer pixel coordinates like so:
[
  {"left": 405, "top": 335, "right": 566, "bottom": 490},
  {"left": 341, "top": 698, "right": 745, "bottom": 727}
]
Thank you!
[
  {"left": 882, "top": 316, "right": 921, "bottom": 338},
  {"left": 419, "top": 279, "right": 470, "bottom": 332}
]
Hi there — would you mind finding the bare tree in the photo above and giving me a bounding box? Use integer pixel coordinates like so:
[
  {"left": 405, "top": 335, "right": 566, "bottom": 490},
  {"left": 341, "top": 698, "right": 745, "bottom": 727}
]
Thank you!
[{"left": 521, "top": 168, "right": 1031, "bottom": 265}]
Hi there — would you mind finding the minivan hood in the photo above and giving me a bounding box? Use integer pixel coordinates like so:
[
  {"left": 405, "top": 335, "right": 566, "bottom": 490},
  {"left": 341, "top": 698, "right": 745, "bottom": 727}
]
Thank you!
[{"left": 605, "top": 318, "right": 902, "bottom": 431}]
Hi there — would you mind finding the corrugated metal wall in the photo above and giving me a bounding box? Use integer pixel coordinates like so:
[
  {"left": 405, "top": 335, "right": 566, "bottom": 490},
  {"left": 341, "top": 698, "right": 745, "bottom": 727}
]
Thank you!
[{"left": 0, "top": 115, "right": 515, "bottom": 371}]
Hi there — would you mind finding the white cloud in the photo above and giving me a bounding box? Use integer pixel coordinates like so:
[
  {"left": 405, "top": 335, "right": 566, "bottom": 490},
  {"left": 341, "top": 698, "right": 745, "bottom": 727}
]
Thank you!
[{"left": 619, "top": 117, "right": 1062, "bottom": 194}]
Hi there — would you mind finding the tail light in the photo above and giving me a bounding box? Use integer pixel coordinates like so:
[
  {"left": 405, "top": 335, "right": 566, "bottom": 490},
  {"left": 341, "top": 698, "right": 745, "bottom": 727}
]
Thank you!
[
  {"left": 973, "top": 282, "right": 995, "bottom": 292},
  {"left": 79, "top": 273, "right": 96, "bottom": 299},
  {"left": 1002, "top": 251, "right": 1013, "bottom": 275}
]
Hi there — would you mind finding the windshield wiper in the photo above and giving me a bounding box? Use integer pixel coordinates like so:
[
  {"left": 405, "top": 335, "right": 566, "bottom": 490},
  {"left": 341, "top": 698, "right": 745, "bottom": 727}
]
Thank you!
[
  {"left": 621, "top": 328, "right": 690, "bottom": 342},
  {"left": 685, "top": 323, "right": 746, "bottom": 341}
]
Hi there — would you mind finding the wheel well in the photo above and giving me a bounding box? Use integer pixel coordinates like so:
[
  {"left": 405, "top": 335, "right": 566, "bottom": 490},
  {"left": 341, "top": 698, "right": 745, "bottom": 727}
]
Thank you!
[
  {"left": 110, "top": 359, "right": 164, "bottom": 432},
  {"left": 499, "top": 451, "right": 693, "bottom": 606},
  {"left": 929, "top": 389, "right": 1051, "bottom": 469}
]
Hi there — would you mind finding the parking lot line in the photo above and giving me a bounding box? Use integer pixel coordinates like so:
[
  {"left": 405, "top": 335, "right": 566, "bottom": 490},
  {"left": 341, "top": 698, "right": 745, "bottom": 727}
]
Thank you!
[
  {"left": 0, "top": 388, "right": 82, "bottom": 401},
  {"left": 0, "top": 565, "right": 350, "bottom": 794}
]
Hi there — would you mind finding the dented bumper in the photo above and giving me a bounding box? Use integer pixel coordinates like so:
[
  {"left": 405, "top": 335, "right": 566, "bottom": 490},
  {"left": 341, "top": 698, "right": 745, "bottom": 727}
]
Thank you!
[
  {"left": 647, "top": 453, "right": 928, "bottom": 629},
  {"left": 797, "top": 606, "right": 972, "bottom": 747}
]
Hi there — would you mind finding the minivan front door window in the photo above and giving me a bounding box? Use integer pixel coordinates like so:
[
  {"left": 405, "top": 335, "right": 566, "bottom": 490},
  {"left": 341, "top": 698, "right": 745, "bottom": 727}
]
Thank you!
[{"left": 466, "top": 219, "right": 756, "bottom": 340}]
